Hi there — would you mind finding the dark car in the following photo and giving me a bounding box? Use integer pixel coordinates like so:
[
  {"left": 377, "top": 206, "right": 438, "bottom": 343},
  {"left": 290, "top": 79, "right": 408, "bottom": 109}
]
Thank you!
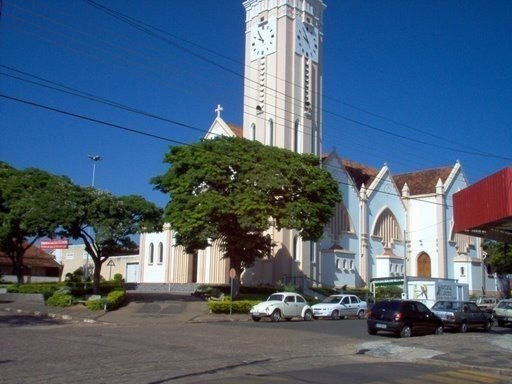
[
  {"left": 431, "top": 300, "right": 493, "bottom": 333},
  {"left": 367, "top": 299, "right": 444, "bottom": 338}
]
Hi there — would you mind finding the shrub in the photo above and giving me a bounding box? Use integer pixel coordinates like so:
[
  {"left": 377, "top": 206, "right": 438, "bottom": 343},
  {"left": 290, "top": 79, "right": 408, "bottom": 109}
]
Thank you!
[
  {"left": 207, "top": 299, "right": 260, "bottom": 314},
  {"left": 375, "top": 285, "right": 403, "bottom": 300},
  {"left": 47, "top": 293, "right": 74, "bottom": 307},
  {"left": 85, "top": 289, "right": 126, "bottom": 311},
  {"left": 8, "top": 283, "right": 63, "bottom": 300},
  {"left": 113, "top": 273, "right": 123, "bottom": 282}
]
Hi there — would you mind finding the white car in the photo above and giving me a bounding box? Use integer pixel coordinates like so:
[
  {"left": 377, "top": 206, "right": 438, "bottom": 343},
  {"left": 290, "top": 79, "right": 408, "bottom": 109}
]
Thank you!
[
  {"left": 250, "top": 292, "right": 313, "bottom": 322},
  {"left": 311, "top": 294, "right": 367, "bottom": 320}
]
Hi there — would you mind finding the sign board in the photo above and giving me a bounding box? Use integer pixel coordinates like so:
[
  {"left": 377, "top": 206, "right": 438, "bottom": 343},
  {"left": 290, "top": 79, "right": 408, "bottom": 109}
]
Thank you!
[
  {"left": 40, "top": 239, "right": 69, "bottom": 249},
  {"left": 229, "top": 268, "right": 236, "bottom": 279},
  {"left": 107, "top": 259, "right": 115, "bottom": 267}
]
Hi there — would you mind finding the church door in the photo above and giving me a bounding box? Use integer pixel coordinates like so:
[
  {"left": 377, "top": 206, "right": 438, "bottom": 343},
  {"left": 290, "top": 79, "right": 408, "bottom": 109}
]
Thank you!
[{"left": 417, "top": 252, "right": 431, "bottom": 278}]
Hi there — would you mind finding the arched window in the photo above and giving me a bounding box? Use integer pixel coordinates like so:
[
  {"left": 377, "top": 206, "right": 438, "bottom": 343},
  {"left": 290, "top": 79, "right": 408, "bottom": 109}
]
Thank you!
[
  {"left": 294, "top": 119, "right": 300, "bottom": 153},
  {"left": 373, "top": 208, "right": 402, "bottom": 247},
  {"left": 149, "top": 243, "right": 154, "bottom": 265},
  {"left": 326, "top": 203, "right": 354, "bottom": 240},
  {"left": 158, "top": 242, "right": 163, "bottom": 264},
  {"left": 451, "top": 232, "right": 474, "bottom": 254},
  {"left": 293, "top": 234, "right": 300, "bottom": 261},
  {"left": 336, "top": 259, "right": 342, "bottom": 270},
  {"left": 250, "top": 123, "right": 256, "bottom": 141},
  {"left": 266, "top": 118, "right": 274, "bottom": 146},
  {"left": 460, "top": 267, "right": 465, "bottom": 276}
]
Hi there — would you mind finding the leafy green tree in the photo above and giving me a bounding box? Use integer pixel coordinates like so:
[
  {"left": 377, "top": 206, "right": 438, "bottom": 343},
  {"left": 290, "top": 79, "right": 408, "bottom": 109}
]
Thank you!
[
  {"left": 152, "top": 137, "right": 341, "bottom": 295},
  {"left": 58, "top": 188, "right": 163, "bottom": 294},
  {"left": 483, "top": 239, "right": 512, "bottom": 298},
  {"left": 0, "top": 162, "right": 74, "bottom": 285}
]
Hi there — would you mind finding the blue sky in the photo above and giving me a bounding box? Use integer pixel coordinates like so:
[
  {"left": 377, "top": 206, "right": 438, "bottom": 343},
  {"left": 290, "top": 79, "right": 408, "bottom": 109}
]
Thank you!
[{"left": 1, "top": 0, "right": 511, "bottom": 208}]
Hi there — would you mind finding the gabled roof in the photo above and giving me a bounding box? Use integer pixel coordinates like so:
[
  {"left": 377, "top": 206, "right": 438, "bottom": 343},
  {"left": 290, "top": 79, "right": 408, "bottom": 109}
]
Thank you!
[
  {"left": 338, "top": 158, "right": 379, "bottom": 191},
  {"left": 227, "top": 123, "right": 243, "bottom": 138},
  {"left": 0, "top": 245, "right": 61, "bottom": 269},
  {"left": 393, "top": 166, "right": 453, "bottom": 196}
]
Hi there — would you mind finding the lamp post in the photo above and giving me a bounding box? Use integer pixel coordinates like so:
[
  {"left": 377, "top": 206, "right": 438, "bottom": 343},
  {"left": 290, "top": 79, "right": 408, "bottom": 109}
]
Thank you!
[
  {"left": 88, "top": 155, "right": 101, "bottom": 187},
  {"left": 85, "top": 155, "right": 101, "bottom": 282}
]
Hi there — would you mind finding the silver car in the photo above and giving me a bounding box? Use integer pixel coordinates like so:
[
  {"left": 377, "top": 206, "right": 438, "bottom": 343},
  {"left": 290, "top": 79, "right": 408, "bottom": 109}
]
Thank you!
[
  {"left": 311, "top": 294, "right": 367, "bottom": 320},
  {"left": 493, "top": 299, "right": 512, "bottom": 327}
]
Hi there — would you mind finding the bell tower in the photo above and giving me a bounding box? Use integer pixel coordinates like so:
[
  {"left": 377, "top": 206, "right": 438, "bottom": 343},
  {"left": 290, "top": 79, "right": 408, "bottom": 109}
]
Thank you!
[
  {"left": 242, "top": 0, "right": 326, "bottom": 285},
  {"left": 242, "top": 0, "right": 326, "bottom": 156}
]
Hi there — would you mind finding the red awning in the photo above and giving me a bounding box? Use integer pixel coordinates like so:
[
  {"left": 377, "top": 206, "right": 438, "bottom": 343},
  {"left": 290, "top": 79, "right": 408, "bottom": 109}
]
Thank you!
[{"left": 453, "top": 166, "right": 512, "bottom": 243}]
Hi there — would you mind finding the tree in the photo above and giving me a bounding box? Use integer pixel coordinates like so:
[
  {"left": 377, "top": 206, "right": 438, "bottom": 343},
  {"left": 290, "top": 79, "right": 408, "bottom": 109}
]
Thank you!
[
  {"left": 0, "top": 162, "right": 74, "bottom": 285},
  {"left": 58, "top": 187, "right": 163, "bottom": 294},
  {"left": 152, "top": 137, "right": 341, "bottom": 295},
  {"left": 483, "top": 239, "right": 512, "bottom": 298}
]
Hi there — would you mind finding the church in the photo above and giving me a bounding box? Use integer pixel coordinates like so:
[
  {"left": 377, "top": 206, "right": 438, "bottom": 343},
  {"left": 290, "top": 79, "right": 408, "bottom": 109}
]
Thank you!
[{"left": 139, "top": 0, "right": 496, "bottom": 297}]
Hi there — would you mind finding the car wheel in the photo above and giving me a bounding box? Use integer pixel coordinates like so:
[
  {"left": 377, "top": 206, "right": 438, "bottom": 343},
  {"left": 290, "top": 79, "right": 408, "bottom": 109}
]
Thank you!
[
  {"left": 331, "top": 310, "right": 340, "bottom": 320},
  {"left": 251, "top": 316, "right": 261, "bottom": 322},
  {"left": 484, "top": 320, "right": 493, "bottom": 332},
  {"left": 368, "top": 328, "right": 377, "bottom": 335},
  {"left": 498, "top": 320, "right": 505, "bottom": 327},
  {"left": 434, "top": 325, "right": 444, "bottom": 335},
  {"left": 357, "top": 310, "right": 365, "bottom": 319},
  {"left": 459, "top": 321, "right": 468, "bottom": 333},
  {"left": 400, "top": 325, "right": 412, "bottom": 338},
  {"left": 270, "top": 309, "right": 282, "bottom": 322},
  {"left": 303, "top": 310, "right": 313, "bottom": 321}
]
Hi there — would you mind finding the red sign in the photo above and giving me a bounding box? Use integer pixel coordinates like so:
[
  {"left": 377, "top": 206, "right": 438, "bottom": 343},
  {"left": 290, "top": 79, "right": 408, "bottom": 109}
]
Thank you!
[{"left": 40, "top": 239, "right": 69, "bottom": 250}]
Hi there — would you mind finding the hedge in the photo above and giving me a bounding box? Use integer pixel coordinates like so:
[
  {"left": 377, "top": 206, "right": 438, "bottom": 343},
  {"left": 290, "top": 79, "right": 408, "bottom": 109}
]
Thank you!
[
  {"left": 85, "top": 289, "right": 126, "bottom": 311},
  {"left": 207, "top": 299, "right": 260, "bottom": 314}
]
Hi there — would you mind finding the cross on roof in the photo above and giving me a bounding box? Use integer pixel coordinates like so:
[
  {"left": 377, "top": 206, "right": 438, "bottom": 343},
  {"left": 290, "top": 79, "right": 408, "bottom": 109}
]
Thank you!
[{"left": 215, "top": 104, "right": 223, "bottom": 118}]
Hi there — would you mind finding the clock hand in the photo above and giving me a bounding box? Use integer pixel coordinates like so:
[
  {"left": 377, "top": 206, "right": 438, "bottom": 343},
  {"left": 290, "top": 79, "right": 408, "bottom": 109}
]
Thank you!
[
  {"left": 258, "top": 31, "right": 264, "bottom": 42},
  {"left": 303, "top": 33, "right": 310, "bottom": 46}
]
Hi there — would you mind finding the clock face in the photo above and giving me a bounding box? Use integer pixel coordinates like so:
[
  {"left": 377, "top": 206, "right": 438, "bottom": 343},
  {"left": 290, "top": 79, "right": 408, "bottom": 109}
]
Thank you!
[
  {"left": 250, "top": 18, "right": 276, "bottom": 61},
  {"left": 295, "top": 19, "right": 319, "bottom": 62}
]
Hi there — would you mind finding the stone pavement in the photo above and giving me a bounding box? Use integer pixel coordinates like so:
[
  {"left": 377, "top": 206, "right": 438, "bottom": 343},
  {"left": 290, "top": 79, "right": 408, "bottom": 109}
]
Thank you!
[{"left": 1, "top": 291, "right": 512, "bottom": 378}]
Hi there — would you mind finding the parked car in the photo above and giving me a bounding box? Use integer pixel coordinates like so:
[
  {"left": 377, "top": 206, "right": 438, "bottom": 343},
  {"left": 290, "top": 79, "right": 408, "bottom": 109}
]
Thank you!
[
  {"left": 475, "top": 296, "right": 498, "bottom": 313},
  {"left": 492, "top": 299, "right": 512, "bottom": 327},
  {"left": 250, "top": 292, "right": 313, "bottom": 322},
  {"left": 311, "top": 294, "right": 367, "bottom": 320},
  {"left": 367, "top": 299, "right": 444, "bottom": 338},
  {"left": 431, "top": 300, "right": 493, "bottom": 333}
]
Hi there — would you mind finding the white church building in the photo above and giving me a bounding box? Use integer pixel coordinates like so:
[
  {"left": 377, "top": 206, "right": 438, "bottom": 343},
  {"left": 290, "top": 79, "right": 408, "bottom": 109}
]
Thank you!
[{"left": 138, "top": 0, "right": 496, "bottom": 296}]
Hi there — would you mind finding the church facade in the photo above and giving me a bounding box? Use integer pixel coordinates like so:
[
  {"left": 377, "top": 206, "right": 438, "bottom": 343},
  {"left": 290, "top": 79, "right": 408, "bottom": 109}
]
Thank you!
[{"left": 139, "top": 0, "right": 496, "bottom": 296}]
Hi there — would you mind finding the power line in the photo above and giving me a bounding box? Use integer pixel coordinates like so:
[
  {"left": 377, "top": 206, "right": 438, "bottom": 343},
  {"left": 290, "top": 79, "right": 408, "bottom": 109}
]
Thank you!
[
  {"left": 2, "top": 92, "right": 462, "bottom": 210},
  {"left": 0, "top": 93, "right": 187, "bottom": 145},
  {"left": 83, "top": 0, "right": 511, "bottom": 163}
]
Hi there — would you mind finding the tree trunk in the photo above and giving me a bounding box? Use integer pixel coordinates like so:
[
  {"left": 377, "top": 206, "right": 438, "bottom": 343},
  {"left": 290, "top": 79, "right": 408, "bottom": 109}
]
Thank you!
[{"left": 92, "top": 257, "right": 102, "bottom": 294}]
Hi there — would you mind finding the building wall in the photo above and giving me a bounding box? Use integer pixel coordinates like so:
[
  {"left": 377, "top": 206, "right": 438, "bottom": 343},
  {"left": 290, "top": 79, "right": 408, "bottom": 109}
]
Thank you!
[{"left": 53, "top": 244, "right": 139, "bottom": 282}]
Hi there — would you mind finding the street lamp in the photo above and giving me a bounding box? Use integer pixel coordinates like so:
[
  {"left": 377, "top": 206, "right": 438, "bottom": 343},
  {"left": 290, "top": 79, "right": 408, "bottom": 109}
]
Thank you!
[
  {"left": 85, "top": 154, "right": 101, "bottom": 282},
  {"left": 88, "top": 154, "right": 101, "bottom": 187}
]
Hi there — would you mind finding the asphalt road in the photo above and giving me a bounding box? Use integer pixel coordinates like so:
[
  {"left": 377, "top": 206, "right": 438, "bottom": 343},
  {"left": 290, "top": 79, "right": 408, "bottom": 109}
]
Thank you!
[{"left": 1, "top": 309, "right": 511, "bottom": 384}]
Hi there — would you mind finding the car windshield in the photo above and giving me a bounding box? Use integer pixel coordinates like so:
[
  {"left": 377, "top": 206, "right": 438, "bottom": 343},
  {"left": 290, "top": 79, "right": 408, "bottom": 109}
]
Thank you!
[
  {"left": 322, "top": 296, "right": 342, "bottom": 304},
  {"left": 497, "top": 301, "right": 512, "bottom": 309},
  {"left": 432, "top": 301, "right": 462, "bottom": 311},
  {"left": 267, "top": 294, "right": 284, "bottom": 302}
]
